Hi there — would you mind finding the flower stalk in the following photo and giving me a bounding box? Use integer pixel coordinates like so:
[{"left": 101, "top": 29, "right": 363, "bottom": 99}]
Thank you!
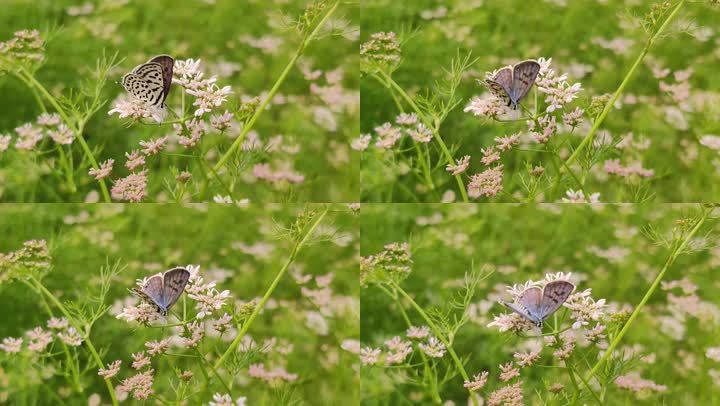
[
  {"left": 563, "top": 0, "right": 685, "bottom": 169},
  {"left": 15, "top": 69, "right": 111, "bottom": 202},
  {"left": 213, "top": 0, "right": 340, "bottom": 172},
  {"left": 391, "top": 282, "right": 477, "bottom": 406},
  {"left": 585, "top": 205, "right": 709, "bottom": 382},
  {"left": 28, "top": 276, "right": 119, "bottom": 406},
  {"left": 214, "top": 208, "right": 328, "bottom": 368},
  {"left": 378, "top": 70, "right": 470, "bottom": 202}
]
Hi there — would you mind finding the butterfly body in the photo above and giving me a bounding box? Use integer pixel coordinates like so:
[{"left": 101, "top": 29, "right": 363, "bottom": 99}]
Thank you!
[
  {"left": 121, "top": 55, "right": 174, "bottom": 108},
  {"left": 500, "top": 280, "right": 575, "bottom": 328},
  {"left": 132, "top": 267, "right": 190, "bottom": 316},
  {"left": 483, "top": 60, "right": 541, "bottom": 110}
]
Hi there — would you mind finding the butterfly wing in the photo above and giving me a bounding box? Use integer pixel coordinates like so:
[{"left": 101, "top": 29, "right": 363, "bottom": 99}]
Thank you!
[
  {"left": 509, "top": 60, "right": 540, "bottom": 108},
  {"left": 148, "top": 55, "right": 174, "bottom": 107},
  {"left": 493, "top": 67, "right": 513, "bottom": 90},
  {"left": 161, "top": 267, "right": 191, "bottom": 311},
  {"left": 500, "top": 300, "right": 538, "bottom": 325},
  {"left": 139, "top": 274, "right": 165, "bottom": 310},
  {"left": 517, "top": 286, "right": 543, "bottom": 324},
  {"left": 122, "top": 62, "right": 165, "bottom": 107},
  {"left": 483, "top": 66, "right": 513, "bottom": 107},
  {"left": 538, "top": 280, "right": 575, "bottom": 321}
]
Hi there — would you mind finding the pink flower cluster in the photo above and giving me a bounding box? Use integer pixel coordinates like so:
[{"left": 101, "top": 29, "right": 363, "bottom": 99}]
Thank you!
[
  {"left": 248, "top": 363, "right": 298, "bottom": 383},
  {"left": 0, "top": 317, "right": 84, "bottom": 355},
  {"left": 0, "top": 113, "right": 74, "bottom": 152},
  {"left": 0, "top": 29, "right": 45, "bottom": 67}
]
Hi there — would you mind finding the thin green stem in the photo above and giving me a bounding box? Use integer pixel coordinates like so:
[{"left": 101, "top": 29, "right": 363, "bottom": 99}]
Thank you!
[
  {"left": 147, "top": 318, "right": 197, "bottom": 328},
  {"left": 214, "top": 1, "right": 340, "bottom": 172},
  {"left": 378, "top": 70, "right": 469, "bottom": 202},
  {"left": 17, "top": 70, "right": 111, "bottom": 202},
  {"left": 18, "top": 70, "right": 73, "bottom": 126},
  {"left": 549, "top": 149, "right": 586, "bottom": 197},
  {"left": 378, "top": 286, "right": 440, "bottom": 403},
  {"left": 155, "top": 117, "right": 192, "bottom": 125},
  {"left": 563, "top": 0, "right": 685, "bottom": 168},
  {"left": 195, "top": 347, "right": 232, "bottom": 395},
  {"left": 15, "top": 72, "right": 47, "bottom": 113},
  {"left": 21, "top": 280, "right": 82, "bottom": 392},
  {"left": 392, "top": 283, "right": 477, "bottom": 406},
  {"left": 585, "top": 206, "right": 709, "bottom": 382},
  {"left": 204, "top": 155, "right": 234, "bottom": 199},
  {"left": 214, "top": 208, "right": 328, "bottom": 369},
  {"left": 15, "top": 72, "right": 78, "bottom": 193},
  {"left": 55, "top": 145, "right": 77, "bottom": 192},
  {"left": 29, "top": 276, "right": 118, "bottom": 406},
  {"left": 572, "top": 363, "right": 603, "bottom": 405},
  {"left": 385, "top": 83, "right": 435, "bottom": 192},
  {"left": 193, "top": 350, "right": 212, "bottom": 395},
  {"left": 75, "top": 122, "right": 111, "bottom": 202},
  {"left": 181, "top": 90, "right": 186, "bottom": 118},
  {"left": 413, "top": 143, "right": 435, "bottom": 191},
  {"left": 566, "top": 362, "right": 582, "bottom": 404}
]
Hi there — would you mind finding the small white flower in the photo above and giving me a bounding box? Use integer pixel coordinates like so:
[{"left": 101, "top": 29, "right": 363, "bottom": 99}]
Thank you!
[
  {"left": 213, "top": 195, "right": 233, "bottom": 204},
  {"left": 351, "top": 134, "right": 371, "bottom": 151},
  {"left": 360, "top": 347, "right": 381, "bottom": 365},
  {"left": 108, "top": 97, "right": 166, "bottom": 123},
  {"left": 418, "top": 336, "right": 446, "bottom": 358}
]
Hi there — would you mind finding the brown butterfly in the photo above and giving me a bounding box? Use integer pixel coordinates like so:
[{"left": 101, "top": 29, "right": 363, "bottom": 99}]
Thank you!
[
  {"left": 131, "top": 267, "right": 190, "bottom": 316},
  {"left": 121, "top": 55, "right": 174, "bottom": 108},
  {"left": 500, "top": 280, "right": 575, "bottom": 327},
  {"left": 482, "top": 60, "right": 541, "bottom": 110}
]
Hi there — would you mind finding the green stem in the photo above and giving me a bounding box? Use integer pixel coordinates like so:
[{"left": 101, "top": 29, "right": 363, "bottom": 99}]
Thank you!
[
  {"left": 563, "top": 0, "right": 685, "bottom": 169},
  {"left": 395, "top": 292, "right": 440, "bottom": 403},
  {"left": 193, "top": 350, "right": 212, "bottom": 395},
  {"left": 572, "top": 363, "right": 603, "bottom": 405},
  {"left": 413, "top": 143, "right": 435, "bottom": 191},
  {"left": 566, "top": 362, "right": 582, "bottom": 404},
  {"left": 75, "top": 122, "right": 111, "bottom": 202},
  {"left": 15, "top": 72, "right": 47, "bottom": 113},
  {"left": 385, "top": 84, "right": 435, "bottom": 193},
  {"left": 29, "top": 277, "right": 118, "bottom": 406},
  {"left": 214, "top": 208, "right": 328, "bottom": 369},
  {"left": 392, "top": 283, "right": 477, "bottom": 406},
  {"left": 21, "top": 280, "right": 83, "bottom": 392},
  {"left": 549, "top": 149, "right": 586, "bottom": 198},
  {"left": 585, "top": 206, "right": 709, "bottom": 382},
  {"left": 213, "top": 1, "right": 340, "bottom": 172},
  {"left": 18, "top": 70, "right": 111, "bottom": 202},
  {"left": 195, "top": 348, "right": 232, "bottom": 395},
  {"left": 15, "top": 73, "right": 79, "bottom": 194},
  {"left": 378, "top": 71, "right": 469, "bottom": 202},
  {"left": 181, "top": 90, "right": 186, "bottom": 118},
  {"left": 55, "top": 145, "right": 77, "bottom": 192}
]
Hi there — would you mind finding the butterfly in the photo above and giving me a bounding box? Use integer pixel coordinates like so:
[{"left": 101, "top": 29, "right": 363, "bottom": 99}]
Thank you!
[
  {"left": 482, "top": 60, "right": 541, "bottom": 110},
  {"left": 500, "top": 280, "right": 575, "bottom": 328},
  {"left": 121, "top": 55, "right": 174, "bottom": 108},
  {"left": 131, "top": 267, "right": 190, "bottom": 316}
]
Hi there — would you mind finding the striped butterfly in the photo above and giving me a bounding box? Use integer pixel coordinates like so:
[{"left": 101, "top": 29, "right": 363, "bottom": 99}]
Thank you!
[
  {"left": 500, "top": 280, "right": 575, "bottom": 328},
  {"left": 131, "top": 267, "right": 190, "bottom": 316},
  {"left": 482, "top": 60, "right": 541, "bottom": 110},
  {"left": 121, "top": 55, "right": 174, "bottom": 108}
]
